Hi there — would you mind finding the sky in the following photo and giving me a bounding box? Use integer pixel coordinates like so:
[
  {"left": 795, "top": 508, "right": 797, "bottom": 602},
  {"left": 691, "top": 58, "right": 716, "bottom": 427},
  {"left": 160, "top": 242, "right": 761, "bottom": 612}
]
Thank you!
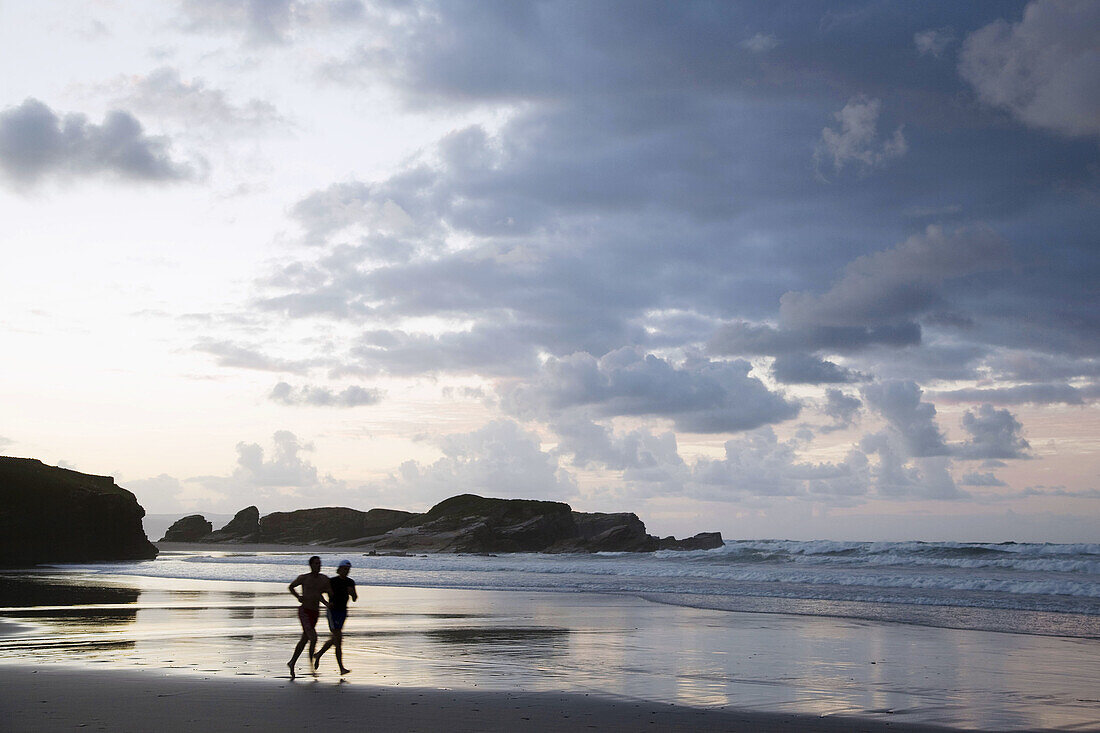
[{"left": 1, "top": 1, "right": 1098, "bottom": 542}]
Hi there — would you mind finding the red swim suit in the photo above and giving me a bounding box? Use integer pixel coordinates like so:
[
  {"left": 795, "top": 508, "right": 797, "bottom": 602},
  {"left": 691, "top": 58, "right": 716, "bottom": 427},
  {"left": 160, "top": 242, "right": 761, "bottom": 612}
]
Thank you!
[{"left": 298, "top": 607, "right": 320, "bottom": 629}]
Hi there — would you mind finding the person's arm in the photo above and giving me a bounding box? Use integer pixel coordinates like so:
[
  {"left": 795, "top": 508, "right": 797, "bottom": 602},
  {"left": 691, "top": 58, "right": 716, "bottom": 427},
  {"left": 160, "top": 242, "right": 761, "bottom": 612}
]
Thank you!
[
  {"left": 289, "top": 575, "right": 303, "bottom": 602},
  {"left": 319, "top": 577, "right": 332, "bottom": 607},
  {"left": 349, "top": 579, "right": 358, "bottom": 603}
]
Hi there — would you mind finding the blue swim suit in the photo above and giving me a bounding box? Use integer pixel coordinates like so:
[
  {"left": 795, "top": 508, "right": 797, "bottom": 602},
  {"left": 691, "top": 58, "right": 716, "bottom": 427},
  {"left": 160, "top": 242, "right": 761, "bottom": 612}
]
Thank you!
[{"left": 327, "top": 608, "right": 348, "bottom": 631}]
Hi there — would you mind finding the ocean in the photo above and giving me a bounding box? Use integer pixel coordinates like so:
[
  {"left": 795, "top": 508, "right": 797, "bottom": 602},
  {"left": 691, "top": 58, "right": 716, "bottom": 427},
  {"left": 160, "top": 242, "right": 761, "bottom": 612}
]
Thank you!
[{"left": 63, "top": 539, "right": 1100, "bottom": 639}]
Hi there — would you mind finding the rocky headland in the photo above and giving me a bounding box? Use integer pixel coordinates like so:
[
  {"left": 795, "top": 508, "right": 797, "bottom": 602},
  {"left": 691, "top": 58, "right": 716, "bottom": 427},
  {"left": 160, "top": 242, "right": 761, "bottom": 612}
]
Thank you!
[
  {"left": 161, "top": 493, "right": 723, "bottom": 553},
  {"left": 1, "top": 457, "right": 158, "bottom": 567}
]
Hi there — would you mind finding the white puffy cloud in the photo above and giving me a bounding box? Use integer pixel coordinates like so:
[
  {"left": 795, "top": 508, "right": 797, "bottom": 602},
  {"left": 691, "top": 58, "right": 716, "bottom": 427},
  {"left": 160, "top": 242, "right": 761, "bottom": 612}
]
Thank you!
[
  {"left": 690, "top": 427, "right": 871, "bottom": 502},
  {"left": 956, "top": 404, "right": 1031, "bottom": 459},
  {"left": 741, "top": 33, "right": 778, "bottom": 53},
  {"left": 815, "top": 96, "right": 907, "bottom": 176},
  {"left": 387, "top": 420, "right": 576, "bottom": 503},
  {"left": 914, "top": 28, "right": 955, "bottom": 58},
  {"left": 861, "top": 380, "right": 949, "bottom": 457},
  {"left": 108, "top": 66, "right": 284, "bottom": 132},
  {"left": 960, "top": 0, "right": 1100, "bottom": 137}
]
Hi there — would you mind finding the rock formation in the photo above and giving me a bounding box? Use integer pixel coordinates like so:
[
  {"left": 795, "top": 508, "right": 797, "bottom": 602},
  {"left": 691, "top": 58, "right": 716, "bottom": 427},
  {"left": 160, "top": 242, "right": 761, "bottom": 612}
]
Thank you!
[
  {"left": 175, "top": 494, "right": 723, "bottom": 553},
  {"left": 0, "top": 457, "right": 158, "bottom": 567},
  {"left": 202, "top": 506, "right": 260, "bottom": 543},
  {"left": 160, "top": 514, "right": 212, "bottom": 542},
  {"left": 258, "top": 507, "right": 414, "bottom": 545}
]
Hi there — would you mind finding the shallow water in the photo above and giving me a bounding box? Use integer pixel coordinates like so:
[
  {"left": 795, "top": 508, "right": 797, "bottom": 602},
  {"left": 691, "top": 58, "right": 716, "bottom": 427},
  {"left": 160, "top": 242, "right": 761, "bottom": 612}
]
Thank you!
[
  {"left": 58, "top": 544, "right": 1100, "bottom": 638},
  {"left": 1, "top": 569, "right": 1098, "bottom": 731}
]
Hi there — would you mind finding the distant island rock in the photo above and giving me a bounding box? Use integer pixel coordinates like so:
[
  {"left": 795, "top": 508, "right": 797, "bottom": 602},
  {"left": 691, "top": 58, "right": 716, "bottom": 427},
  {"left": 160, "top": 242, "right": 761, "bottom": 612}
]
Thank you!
[
  {"left": 165, "top": 494, "right": 723, "bottom": 553},
  {"left": 159, "top": 514, "right": 212, "bottom": 542},
  {"left": 0, "top": 457, "right": 158, "bottom": 567}
]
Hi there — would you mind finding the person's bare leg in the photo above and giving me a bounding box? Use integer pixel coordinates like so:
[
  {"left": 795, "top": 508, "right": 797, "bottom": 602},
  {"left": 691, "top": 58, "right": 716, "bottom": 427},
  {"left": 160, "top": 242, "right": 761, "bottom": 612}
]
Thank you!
[
  {"left": 288, "top": 633, "right": 308, "bottom": 678},
  {"left": 306, "top": 629, "right": 317, "bottom": 674},
  {"left": 333, "top": 631, "right": 350, "bottom": 674},
  {"left": 314, "top": 639, "right": 333, "bottom": 668}
]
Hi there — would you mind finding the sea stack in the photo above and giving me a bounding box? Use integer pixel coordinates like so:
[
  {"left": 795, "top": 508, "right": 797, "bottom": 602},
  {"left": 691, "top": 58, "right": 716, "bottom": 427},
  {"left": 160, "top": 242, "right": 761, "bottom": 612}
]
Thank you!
[{"left": 0, "top": 457, "right": 158, "bottom": 567}]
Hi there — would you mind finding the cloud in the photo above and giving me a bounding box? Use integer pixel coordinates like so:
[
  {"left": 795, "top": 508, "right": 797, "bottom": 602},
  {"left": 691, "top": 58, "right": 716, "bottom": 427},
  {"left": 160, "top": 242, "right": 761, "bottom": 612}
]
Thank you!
[
  {"left": 815, "top": 96, "right": 907, "bottom": 176},
  {"left": 778, "top": 225, "right": 1011, "bottom": 330},
  {"left": 960, "top": 0, "right": 1100, "bottom": 136},
  {"left": 0, "top": 98, "right": 196, "bottom": 185},
  {"left": 929, "top": 382, "right": 1100, "bottom": 406},
  {"left": 914, "top": 28, "right": 955, "bottom": 58},
  {"left": 741, "top": 33, "right": 778, "bottom": 53},
  {"left": 501, "top": 348, "right": 799, "bottom": 434},
  {"left": 108, "top": 66, "right": 284, "bottom": 132},
  {"left": 552, "top": 417, "right": 683, "bottom": 474},
  {"left": 862, "top": 380, "right": 949, "bottom": 457},
  {"left": 710, "top": 321, "right": 921, "bottom": 356},
  {"left": 386, "top": 420, "right": 576, "bottom": 503},
  {"left": 822, "top": 388, "right": 862, "bottom": 431},
  {"left": 269, "top": 381, "right": 383, "bottom": 407},
  {"left": 177, "top": 0, "right": 366, "bottom": 45},
  {"left": 690, "top": 427, "right": 871, "bottom": 502},
  {"left": 195, "top": 340, "right": 320, "bottom": 374},
  {"left": 0, "top": 435, "right": 14, "bottom": 451},
  {"left": 956, "top": 404, "right": 1031, "bottom": 460},
  {"left": 960, "top": 472, "right": 1006, "bottom": 487},
  {"left": 771, "top": 352, "right": 864, "bottom": 384}
]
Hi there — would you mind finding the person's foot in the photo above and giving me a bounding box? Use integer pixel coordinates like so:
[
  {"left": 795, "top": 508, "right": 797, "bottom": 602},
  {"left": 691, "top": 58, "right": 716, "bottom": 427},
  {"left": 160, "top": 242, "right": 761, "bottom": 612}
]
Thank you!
[
  {"left": 312, "top": 653, "right": 320, "bottom": 670},
  {"left": 287, "top": 661, "right": 295, "bottom": 679},
  {"left": 339, "top": 667, "right": 351, "bottom": 675}
]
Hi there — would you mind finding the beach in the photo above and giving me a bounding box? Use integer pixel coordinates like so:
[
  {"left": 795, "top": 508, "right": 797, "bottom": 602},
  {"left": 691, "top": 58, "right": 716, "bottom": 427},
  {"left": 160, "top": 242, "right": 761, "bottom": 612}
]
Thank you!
[{"left": 2, "top": 550, "right": 1099, "bottom": 732}]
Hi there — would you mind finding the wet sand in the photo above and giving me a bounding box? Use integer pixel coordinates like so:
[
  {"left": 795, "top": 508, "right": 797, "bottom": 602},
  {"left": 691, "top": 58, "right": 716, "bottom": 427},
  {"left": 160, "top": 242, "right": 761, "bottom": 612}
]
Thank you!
[
  {"left": 1, "top": 665, "right": 956, "bottom": 733},
  {"left": 1, "top": 571, "right": 1098, "bottom": 731}
]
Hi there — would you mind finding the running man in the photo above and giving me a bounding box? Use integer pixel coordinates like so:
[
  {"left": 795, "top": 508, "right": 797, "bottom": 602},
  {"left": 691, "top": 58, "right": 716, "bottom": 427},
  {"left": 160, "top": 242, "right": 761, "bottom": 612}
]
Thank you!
[
  {"left": 313, "top": 559, "right": 357, "bottom": 674},
  {"left": 287, "top": 555, "right": 331, "bottom": 678}
]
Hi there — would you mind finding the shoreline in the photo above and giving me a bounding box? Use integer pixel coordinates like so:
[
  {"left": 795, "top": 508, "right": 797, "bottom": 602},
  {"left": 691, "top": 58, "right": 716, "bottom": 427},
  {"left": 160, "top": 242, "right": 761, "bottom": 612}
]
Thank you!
[
  {"left": 0, "top": 664, "right": 963, "bottom": 733},
  {"left": 5, "top": 564, "right": 1098, "bottom": 730}
]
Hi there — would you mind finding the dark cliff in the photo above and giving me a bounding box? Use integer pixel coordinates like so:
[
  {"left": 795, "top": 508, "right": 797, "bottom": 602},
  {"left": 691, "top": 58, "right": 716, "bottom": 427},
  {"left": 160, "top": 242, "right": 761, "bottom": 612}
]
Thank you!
[{"left": 0, "top": 457, "right": 158, "bottom": 566}]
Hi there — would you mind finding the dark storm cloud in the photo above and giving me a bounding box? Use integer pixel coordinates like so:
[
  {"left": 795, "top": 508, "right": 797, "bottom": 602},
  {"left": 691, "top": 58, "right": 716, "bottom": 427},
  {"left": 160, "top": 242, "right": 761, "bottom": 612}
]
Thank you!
[
  {"left": 269, "top": 381, "right": 383, "bottom": 407},
  {"left": 771, "top": 353, "right": 865, "bottom": 385},
  {"left": 777, "top": 225, "right": 1011, "bottom": 330},
  {"left": 234, "top": 0, "right": 1098, "bottom": 515},
  {"left": 501, "top": 348, "right": 799, "bottom": 434},
  {"left": 0, "top": 98, "right": 195, "bottom": 185}
]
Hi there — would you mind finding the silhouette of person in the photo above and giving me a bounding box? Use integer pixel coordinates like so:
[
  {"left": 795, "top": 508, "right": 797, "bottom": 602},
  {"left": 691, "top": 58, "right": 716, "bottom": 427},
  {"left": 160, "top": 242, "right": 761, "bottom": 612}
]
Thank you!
[
  {"left": 287, "top": 555, "right": 331, "bottom": 678},
  {"left": 313, "top": 558, "right": 357, "bottom": 674}
]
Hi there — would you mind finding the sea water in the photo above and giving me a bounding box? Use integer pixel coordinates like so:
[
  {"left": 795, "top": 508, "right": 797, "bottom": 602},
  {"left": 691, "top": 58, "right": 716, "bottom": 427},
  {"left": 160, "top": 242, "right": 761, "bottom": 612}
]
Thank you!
[{"left": 57, "top": 540, "right": 1100, "bottom": 639}]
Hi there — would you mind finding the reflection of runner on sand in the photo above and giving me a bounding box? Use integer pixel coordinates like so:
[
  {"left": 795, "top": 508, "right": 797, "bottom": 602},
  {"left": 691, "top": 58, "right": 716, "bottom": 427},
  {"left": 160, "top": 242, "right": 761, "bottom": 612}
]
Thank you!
[
  {"left": 314, "top": 559, "right": 357, "bottom": 675},
  {"left": 287, "top": 555, "right": 331, "bottom": 679}
]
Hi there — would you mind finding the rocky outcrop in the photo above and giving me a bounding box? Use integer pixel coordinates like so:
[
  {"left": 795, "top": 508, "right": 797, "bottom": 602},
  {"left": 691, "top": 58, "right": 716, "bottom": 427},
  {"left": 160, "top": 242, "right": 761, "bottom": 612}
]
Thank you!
[
  {"left": 369, "top": 495, "right": 577, "bottom": 553},
  {"left": 180, "top": 494, "right": 723, "bottom": 554},
  {"left": 203, "top": 506, "right": 260, "bottom": 543},
  {"left": 0, "top": 457, "right": 158, "bottom": 567},
  {"left": 658, "top": 532, "right": 724, "bottom": 551},
  {"left": 559, "top": 511, "right": 660, "bottom": 552},
  {"left": 258, "top": 507, "right": 414, "bottom": 545},
  {"left": 160, "top": 514, "right": 212, "bottom": 542}
]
